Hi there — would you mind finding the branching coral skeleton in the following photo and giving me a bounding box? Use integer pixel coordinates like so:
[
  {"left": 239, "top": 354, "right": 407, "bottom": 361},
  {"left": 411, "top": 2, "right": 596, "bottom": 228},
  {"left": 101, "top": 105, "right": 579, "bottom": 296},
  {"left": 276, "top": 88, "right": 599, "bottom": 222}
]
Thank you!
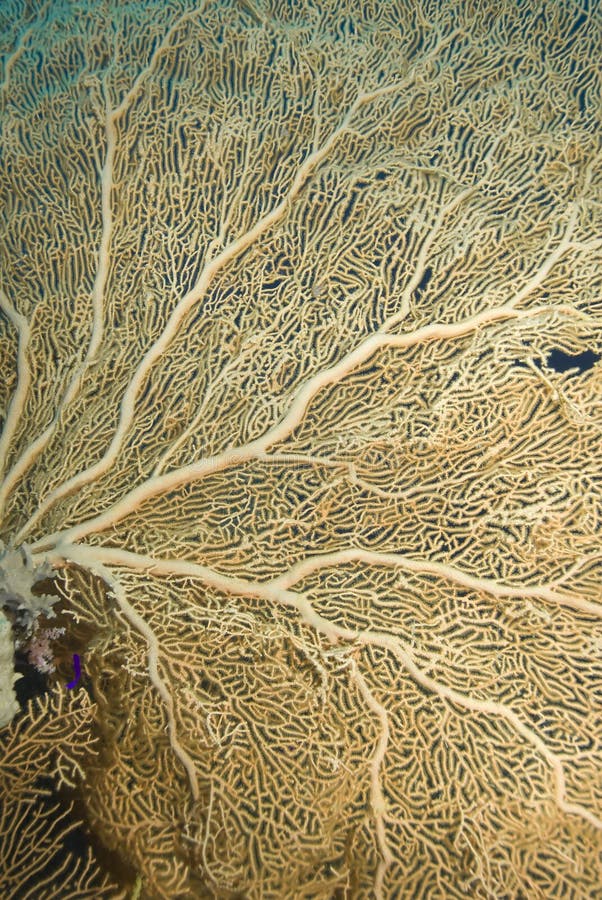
[{"left": 1, "top": 1, "right": 601, "bottom": 896}]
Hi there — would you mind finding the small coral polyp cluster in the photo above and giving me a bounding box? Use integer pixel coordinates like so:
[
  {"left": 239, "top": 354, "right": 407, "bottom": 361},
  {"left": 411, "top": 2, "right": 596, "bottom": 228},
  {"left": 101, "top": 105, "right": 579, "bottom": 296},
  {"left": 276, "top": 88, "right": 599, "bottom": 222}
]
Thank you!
[{"left": 0, "top": 541, "right": 57, "bottom": 633}]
